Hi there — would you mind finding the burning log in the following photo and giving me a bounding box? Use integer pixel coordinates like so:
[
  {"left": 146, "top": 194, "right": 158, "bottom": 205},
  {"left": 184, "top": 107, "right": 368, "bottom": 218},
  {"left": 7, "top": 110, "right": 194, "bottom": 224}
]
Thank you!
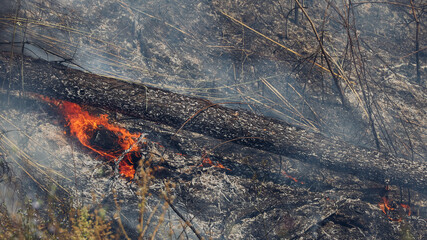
[
  {"left": 0, "top": 52, "right": 426, "bottom": 193},
  {"left": 42, "top": 96, "right": 144, "bottom": 179}
]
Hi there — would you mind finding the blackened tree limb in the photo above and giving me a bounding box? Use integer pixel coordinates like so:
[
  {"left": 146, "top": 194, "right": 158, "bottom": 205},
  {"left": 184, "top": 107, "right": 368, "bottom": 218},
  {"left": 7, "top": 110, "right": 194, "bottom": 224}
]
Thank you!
[{"left": 1, "top": 52, "right": 426, "bottom": 193}]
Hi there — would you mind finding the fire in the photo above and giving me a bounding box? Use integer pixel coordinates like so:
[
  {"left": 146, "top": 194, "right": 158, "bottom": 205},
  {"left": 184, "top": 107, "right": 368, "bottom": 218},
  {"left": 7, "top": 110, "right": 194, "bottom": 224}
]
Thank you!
[
  {"left": 199, "top": 156, "right": 230, "bottom": 170},
  {"left": 282, "top": 170, "right": 304, "bottom": 184},
  {"left": 378, "top": 196, "right": 411, "bottom": 222},
  {"left": 42, "top": 96, "right": 143, "bottom": 179}
]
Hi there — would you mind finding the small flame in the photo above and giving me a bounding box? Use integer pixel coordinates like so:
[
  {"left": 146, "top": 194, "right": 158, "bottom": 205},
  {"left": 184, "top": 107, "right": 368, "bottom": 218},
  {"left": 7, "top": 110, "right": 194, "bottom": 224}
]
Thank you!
[
  {"left": 378, "top": 196, "right": 411, "bottom": 222},
  {"left": 199, "top": 156, "right": 230, "bottom": 170},
  {"left": 282, "top": 170, "right": 304, "bottom": 184},
  {"left": 42, "top": 96, "right": 143, "bottom": 179}
]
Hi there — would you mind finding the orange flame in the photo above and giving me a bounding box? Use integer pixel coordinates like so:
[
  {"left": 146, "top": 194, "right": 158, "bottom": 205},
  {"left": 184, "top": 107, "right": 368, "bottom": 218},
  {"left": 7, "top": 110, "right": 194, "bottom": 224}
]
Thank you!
[
  {"left": 378, "top": 196, "right": 411, "bottom": 222},
  {"left": 43, "top": 97, "right": 143, "bottom": 179},
  {"left": 199, "top": 156, "right": 230, "bottom": 170},
  {"left": 282, "top": 170, "right": 304, "bottom": 184}
]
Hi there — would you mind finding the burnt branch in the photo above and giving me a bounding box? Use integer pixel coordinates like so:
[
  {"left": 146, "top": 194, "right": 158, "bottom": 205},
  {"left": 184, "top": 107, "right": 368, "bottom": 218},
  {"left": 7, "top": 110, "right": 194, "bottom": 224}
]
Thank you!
[{"left": 0, "top": 52, "right": 426, "bottom": 193}]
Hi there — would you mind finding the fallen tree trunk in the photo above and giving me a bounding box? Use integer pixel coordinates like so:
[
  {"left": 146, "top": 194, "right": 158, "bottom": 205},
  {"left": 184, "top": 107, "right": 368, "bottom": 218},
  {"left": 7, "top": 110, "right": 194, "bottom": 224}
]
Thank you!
[{"left": 1, "top": 52, "right": 426, "bottom": 193}]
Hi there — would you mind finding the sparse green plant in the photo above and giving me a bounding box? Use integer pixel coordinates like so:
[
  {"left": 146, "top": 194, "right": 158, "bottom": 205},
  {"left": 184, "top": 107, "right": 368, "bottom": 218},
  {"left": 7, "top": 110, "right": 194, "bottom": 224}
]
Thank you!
[{"left": 69, "top": 206, "right": 113, "bottom": 240}]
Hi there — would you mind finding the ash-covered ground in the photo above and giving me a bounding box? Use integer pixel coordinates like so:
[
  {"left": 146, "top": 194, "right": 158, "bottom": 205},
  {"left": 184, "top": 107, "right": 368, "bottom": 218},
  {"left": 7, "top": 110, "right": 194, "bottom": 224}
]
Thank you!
[
  {"left": 1, "top": 0, "right": 426, "bottom": 239},
  {"left": 0, "top": 95, "right": 425, "bottom": 239}
]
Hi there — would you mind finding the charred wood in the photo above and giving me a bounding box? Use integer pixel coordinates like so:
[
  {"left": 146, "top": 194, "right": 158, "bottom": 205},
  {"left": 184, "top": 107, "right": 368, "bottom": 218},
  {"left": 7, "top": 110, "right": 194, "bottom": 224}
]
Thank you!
[{"left": 0, "top": 52, "right": 426, "bottom": 193}]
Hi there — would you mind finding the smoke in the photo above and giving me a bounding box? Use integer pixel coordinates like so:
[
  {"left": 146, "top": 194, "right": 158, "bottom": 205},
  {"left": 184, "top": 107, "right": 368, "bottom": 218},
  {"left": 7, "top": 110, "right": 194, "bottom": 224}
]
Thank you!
[
  {"left": 0, "top": 0, "right": 377, "bottom": 145},
  {"left": 0, "top": 152, "right": 21, "bottom": 215}
]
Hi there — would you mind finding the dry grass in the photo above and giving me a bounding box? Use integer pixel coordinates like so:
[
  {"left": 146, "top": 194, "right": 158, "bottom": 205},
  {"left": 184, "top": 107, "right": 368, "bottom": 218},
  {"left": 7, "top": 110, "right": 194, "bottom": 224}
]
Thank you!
[
  {"left": 0, "top": 136, "right": 177, "bottom": 239},
  {"left": 0, "top": 164, "right": 175, "bottom": 240}
]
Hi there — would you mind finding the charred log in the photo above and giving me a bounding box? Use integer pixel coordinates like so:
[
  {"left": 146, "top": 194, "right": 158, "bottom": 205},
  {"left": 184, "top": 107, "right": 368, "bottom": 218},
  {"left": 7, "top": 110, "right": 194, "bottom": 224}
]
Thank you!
[
  {"left": 0, "top": 52, "right": 426, "bottom": 193},
  {"left": 89, "top": 125, "right": 123, "bottom": 153}
]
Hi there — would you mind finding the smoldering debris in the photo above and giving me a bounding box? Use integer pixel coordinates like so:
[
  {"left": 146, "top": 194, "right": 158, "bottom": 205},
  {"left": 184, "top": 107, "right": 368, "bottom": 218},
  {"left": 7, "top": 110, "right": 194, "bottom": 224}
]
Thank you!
[{"left": 0, "top": 95, "right": 425, "bottom": 239}]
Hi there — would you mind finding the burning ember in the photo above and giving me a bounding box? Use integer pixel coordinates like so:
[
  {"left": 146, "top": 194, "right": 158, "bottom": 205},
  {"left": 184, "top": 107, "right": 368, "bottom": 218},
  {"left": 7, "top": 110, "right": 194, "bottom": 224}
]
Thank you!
[
  {"left": 378, "top": 196, "right": 411, "bottom": 222},
  {"left": 199, "top": 155, "right": 230, "bottom": 170},
  {"left": 282, "top": 170, "right": 304, "bottom": 184},
  {"left": 42, "top": 97, "right": 144, "bottom": 179}
]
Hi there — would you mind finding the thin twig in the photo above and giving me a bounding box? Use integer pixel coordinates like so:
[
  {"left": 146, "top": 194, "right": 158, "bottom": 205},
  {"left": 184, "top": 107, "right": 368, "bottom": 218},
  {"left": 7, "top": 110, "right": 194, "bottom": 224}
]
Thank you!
[
  {"left": 294, "top": 0, "right": 346, "bottom": 107},
  {"left": 114, "top": 133, "right": 147, "bottom": 176},
  {"left": 166, "top": 199, "right": 203, "bottom": 240}
]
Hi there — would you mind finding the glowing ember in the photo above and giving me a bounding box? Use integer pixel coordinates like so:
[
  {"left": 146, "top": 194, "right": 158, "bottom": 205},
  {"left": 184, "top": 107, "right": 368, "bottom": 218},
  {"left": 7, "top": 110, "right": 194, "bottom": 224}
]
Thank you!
[
  {"left": 199, "top": 156, "right": 230, "bottom": 170},
  {"left": 378, "top": 196, "right": 411, "bottom": 222},
  {"left": 282, "top": 170, "right": 304, "bottom": 184},
  {"left": 42, "top": 96, "right": 143, "bottom": 179}
]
